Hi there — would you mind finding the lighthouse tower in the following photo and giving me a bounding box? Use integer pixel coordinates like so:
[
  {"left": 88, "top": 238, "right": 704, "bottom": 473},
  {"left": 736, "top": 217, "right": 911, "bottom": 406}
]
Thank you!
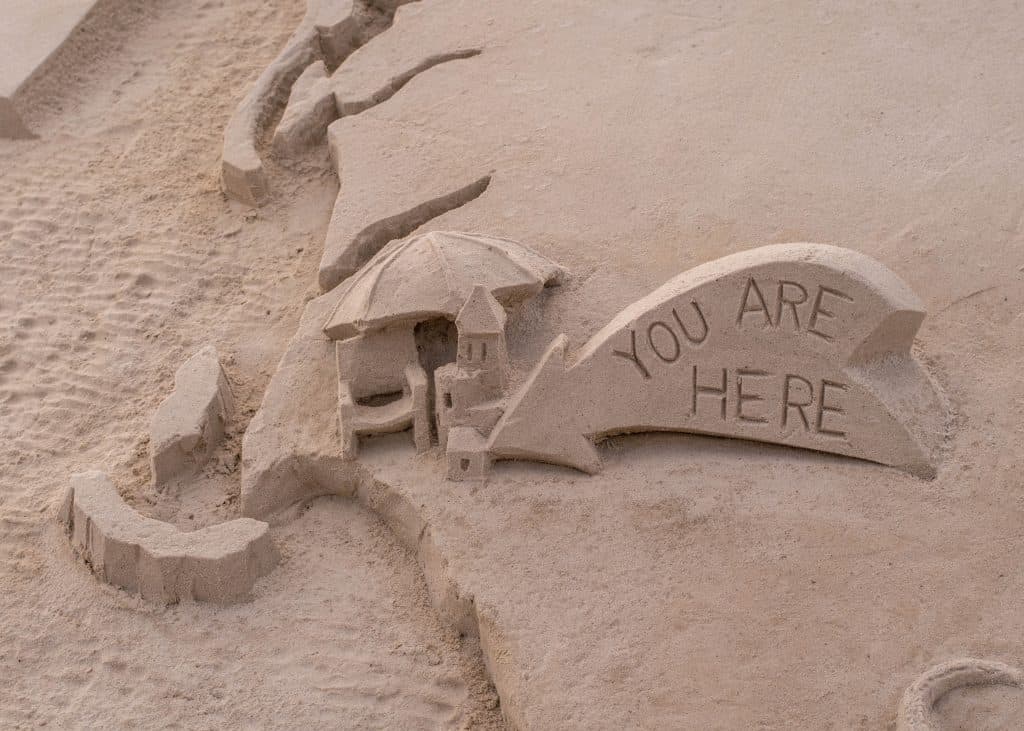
[{"left": 434, "top": 286, "right": 509, "bottom": 479}]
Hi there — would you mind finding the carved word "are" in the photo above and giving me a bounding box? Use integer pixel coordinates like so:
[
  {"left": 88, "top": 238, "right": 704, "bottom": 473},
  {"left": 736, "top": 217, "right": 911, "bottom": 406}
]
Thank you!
[{"left": 737, "top": 277, "right": 854, "bottom": 342}]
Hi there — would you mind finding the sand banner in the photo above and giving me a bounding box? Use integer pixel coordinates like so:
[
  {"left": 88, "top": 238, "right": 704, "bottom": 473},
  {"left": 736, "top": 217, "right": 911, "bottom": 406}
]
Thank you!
[{"left": 488, "top": 243, "right": 949, "bottom": 477}]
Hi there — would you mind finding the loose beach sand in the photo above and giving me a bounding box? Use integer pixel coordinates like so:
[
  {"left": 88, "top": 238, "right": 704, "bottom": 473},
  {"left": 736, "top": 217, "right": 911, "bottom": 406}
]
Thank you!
[{"left": 3, "top": 0, "right": 1024, "bottom": 728}]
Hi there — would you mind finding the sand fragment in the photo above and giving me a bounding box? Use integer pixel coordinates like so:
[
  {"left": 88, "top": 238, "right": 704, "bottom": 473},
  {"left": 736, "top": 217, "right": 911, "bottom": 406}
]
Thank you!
[
  {"left": 60, "top": 471, "right": 277, "bottom": 604},
  {"left": 149, "top": 346, "right": 233, "bottom": 487}
]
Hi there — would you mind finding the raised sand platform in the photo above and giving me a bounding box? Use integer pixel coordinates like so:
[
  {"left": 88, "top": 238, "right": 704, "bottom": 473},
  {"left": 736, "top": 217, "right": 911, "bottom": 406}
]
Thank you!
[{"left": 1, "top": 0, "right": 101, "bottom": 138}]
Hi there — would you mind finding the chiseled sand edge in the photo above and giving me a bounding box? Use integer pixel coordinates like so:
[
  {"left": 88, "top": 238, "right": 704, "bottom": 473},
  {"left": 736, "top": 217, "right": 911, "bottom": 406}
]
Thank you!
[
  {"left": 149, "top": 345, "right": 234, "bottom": 488},
  {"left": 59, "top": 471, "right": 277, "bottom": 604},
  {"left": 0, "top": 0, "right": 100, "bottom": 138},
  {"left": 897, "top": 658, "right": 1024, "bottom": 731},
  {"left": 221, "top": 0, "right": 417, "bottom": 206},
  {"left": 238, "top": 283, "right": 526, "bottom": 727}
]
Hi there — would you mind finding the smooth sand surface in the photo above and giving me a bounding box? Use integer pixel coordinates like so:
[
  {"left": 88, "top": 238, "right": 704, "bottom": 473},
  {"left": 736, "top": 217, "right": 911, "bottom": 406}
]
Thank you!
[
  {"left": 1, "top": 0, "right": 98, "bottom": 97},
  {"left": 1, "top": 0, "right": 101, "bottom": 137},
  {"left": 3, "top": 0, "right": 1024, "bottom": 728}
]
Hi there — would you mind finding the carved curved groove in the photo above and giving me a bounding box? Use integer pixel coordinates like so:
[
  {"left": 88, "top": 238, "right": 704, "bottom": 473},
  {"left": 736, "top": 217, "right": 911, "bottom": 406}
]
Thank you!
[
  {"left": 897, "top": 658, "right": 1024, "bottom": 731},
  {"left": 221, "top": 0, "right": 416, "bottom": 206},
  {"left": 318, "top": 174, "right": 493, "bottom": 291},
  {"left": 337, "top": 48, "right": 483, "bottom": 116}
]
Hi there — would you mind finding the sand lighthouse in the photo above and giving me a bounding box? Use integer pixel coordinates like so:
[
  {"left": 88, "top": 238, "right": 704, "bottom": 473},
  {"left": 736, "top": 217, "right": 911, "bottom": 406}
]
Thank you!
[{"left": 434, "top": 285, "right": 510, "bottom": 479}]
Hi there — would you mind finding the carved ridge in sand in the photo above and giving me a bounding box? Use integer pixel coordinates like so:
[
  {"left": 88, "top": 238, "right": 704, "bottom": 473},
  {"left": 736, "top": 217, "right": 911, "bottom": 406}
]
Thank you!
[
  {"left": 897, "top": 658, "right": 1024, "bottom": 731},
  {"left": 149, "top": 345, "right": 234, "bottom": 488},
  {"left": 60, "top": 471, "right": 277, "bottom": 604},
  {"left": 221, "top": 0, "right": 417, "bottom": 206}
]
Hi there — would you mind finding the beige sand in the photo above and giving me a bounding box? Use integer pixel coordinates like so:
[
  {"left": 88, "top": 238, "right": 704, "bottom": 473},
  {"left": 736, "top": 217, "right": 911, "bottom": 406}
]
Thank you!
[
  {"left": 1, "top": 0, "right": 501, "bottom": 727},
  {"left": 61, "top": 471, "right": 276, "bottom": 604},
  {"left": 0, "top": 0, "right": 101, "bottom": 137},
  {"left": 149, "top": 345, "right": 234, "bottom": 487},
  {"left": 3, "top": 0, "right": 1024, "bottom": 728},
  {"left": 897, "top": 658, "right": 1024, "bottom": 731}
]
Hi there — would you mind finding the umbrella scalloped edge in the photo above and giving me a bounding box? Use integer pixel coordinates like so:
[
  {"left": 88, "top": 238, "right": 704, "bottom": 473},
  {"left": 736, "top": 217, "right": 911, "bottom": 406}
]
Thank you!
[{"left": 322, "top": 228, "right": 562, "bottom": 339}]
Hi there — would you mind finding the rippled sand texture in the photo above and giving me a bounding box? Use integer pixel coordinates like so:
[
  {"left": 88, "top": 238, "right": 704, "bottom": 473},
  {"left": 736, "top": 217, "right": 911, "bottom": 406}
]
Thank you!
[{"left": 0, "top": 0, "right": 501, "bottom": 727}]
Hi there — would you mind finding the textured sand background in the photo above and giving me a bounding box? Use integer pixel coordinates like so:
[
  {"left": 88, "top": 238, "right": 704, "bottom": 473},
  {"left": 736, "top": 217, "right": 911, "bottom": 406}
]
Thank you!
[
  {"left": 3, "top": 0, "right": 1024, "bottom": 728},
  {"left": 1, "top": 0, "right": 501, "bottom": 727}
]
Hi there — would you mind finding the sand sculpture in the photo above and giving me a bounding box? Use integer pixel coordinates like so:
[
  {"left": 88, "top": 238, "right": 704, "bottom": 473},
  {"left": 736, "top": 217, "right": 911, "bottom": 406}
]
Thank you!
[
  {"left": 60, "top": 472, "right": 277, "bottom": 604},
  {"left": 897, "top": 658, "right": 1024, "bottom": 730},
  {"left": 435, "top": 286, "right": 510, "bottom": 480},
  {"left": 221, "top": 0, "right": 362, "bottom": 205},
  {"left": 15, "top": 0, "right": 1018, "bottom": 724},
  {"left": 220, "top": 0, "right": 489, "bottom": 290},
  {"left": 489, "top": 243, "right": 949, "bottom": 478},
  {"left": 322, "top": 230, "right": 561, "bottom": 477},
  {"left": 319, "top": 236, "right": 948, "bottom": 484},
  {"left": 220, "top": 0, "right": 422, "bottom": 206},
  {"left": 242, "top": 237, "right": 948, "bottom": 510},
  {"left": 62, "top": 347, "right": 270, "bottom": 604},
  {"left": 219, "top": 0, "right": 484, "bottom": 216},
  {"left": 149, "top": 346, "right": 234, "bottom": 487}
]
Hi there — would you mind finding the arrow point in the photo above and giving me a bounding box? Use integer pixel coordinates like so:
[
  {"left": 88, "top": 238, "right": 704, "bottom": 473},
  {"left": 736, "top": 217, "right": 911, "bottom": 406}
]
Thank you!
[{"left": 489, "top": 335, "right": 601, "bottom": 474}]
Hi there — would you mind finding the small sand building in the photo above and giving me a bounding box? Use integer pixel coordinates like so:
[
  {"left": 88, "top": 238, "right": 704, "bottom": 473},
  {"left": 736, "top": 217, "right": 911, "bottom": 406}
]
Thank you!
[
  {"left": 435, "top": 286, "right": 511, "bottom": 480},
  {"left": 322, "top": 230, "right": 562, "bottom": 460}
]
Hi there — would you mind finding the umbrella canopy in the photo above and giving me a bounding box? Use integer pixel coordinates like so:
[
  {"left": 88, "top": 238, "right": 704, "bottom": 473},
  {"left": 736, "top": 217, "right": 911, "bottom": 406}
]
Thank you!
[{"left": 323, "top": 231, "right": 563, "bottom": 340}]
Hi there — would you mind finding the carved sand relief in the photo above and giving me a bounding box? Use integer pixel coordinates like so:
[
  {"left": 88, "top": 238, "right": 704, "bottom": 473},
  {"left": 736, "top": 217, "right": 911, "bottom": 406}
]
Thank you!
[
  {"left": 220, "top": 0, "right": 480, "bottom": 211},
  {"left": 220, "top": 0, "right": 491, "bottom": 287},
  {"left": 489, "top": 243, "right": 950, "bottom": 477},
  {"left": 61, "top": 346, "right": 275, "bottom": 605},
  {"left": 149, "top": 345, "right": 234, "bottom": 488},
  {"left": 321, "top": 230, "right": 562, "bottom": 480},
  {"left": 60, "top": 471, "right": 276, "bottom": 604},
  {"left": 221, "top": 0, "right": 405, "bottom": 206},
  {"left": 165, "top": 0, "right": 1015, "bottom": 724},
  {"left": 897, "top": 658, "right": 1024, "bottom": 731}
]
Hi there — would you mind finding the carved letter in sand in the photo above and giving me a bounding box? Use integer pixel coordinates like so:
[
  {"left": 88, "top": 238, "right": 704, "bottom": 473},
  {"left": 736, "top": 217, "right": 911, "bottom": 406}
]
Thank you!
[{"left": 488, "top": 244, "right": 948, "bottom": 477}]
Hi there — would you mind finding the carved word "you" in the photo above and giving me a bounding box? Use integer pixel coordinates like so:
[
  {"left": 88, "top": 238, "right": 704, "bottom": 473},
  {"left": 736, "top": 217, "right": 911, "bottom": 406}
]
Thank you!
[{"left": 612, "top": 302, "right": 708, "bottom": 379}]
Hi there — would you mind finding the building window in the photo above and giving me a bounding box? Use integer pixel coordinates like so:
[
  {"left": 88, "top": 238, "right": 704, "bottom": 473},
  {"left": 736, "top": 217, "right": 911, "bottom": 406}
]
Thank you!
[
  {"left": 467, "top": 342, "right": 473, "bottom": 361},
  {"left": 481, "top": 342, "right": 487, "bottom": 361},
  {"left": 460, "top": 458, "right": 470, "bottom": 471},
  {"left": 444, "top": 392, "right": 453, "bottom": 409}
]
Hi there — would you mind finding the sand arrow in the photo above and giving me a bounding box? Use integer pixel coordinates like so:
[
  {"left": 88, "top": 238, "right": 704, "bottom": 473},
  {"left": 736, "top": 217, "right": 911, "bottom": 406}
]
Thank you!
[
  {"left": 485, "top": 335, "right": 602, "bottom": 473},
  {"left": 488, "top": 244, "right": 950, "bottom": 477}
]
